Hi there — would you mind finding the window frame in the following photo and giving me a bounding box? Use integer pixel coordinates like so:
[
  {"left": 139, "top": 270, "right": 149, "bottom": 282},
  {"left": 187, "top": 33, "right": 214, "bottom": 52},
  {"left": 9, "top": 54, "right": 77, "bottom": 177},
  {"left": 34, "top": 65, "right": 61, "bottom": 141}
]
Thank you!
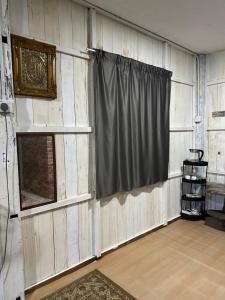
[{"left": 17, "top": 133, "right": 57, "bottom": 211}]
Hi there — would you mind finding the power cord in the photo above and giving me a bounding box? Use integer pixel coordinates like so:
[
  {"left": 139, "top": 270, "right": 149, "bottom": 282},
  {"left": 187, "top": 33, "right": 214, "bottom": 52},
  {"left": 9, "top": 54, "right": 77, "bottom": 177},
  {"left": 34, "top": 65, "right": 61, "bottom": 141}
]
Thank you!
[{"left": 0, "top": 114, "right": 10, "bottom": 274}]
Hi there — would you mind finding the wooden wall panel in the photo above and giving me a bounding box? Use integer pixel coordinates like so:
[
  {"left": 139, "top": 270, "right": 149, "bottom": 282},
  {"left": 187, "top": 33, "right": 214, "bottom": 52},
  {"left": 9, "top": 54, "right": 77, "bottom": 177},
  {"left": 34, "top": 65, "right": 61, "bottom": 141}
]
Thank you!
[
  {"left": 100, "top": 184, "right": 164, "bottom": 252},
  {"left": 167, "top": 177, "right": 181, "bottom": 221},
  {"left": 100, "top": 178, "right": 181, "bottom": 252},
  {"left": 61, "top": 54, "right": 76, "bottom": 126},
  {"left": 33, "top": 212, "right": 55, "bottom": 281},
  {"left": 15, "top": 54, "right": 88, "bottom": 128},
  {"left": 77, "top": 135, "right": 89, "bottom": 195},
  {"left": 44, "top": 0, "right": 60, "bottom": 44},
  {"left": 1, "top": 0, "right": 25, "bottom": 297},
  {"left": 9, "top": 0, "right": 91, "bottom": 289},
  {"left": 49, "top": 53, "right": 64, "bottom": 126},
  {"left": 55, "top": 135, "right": 66, "bottom": 200},
  {"left": 169, "top": 132, "right": 193, "bottom": 175},
  {"left": 64, "top": 135, "right": 78, "bottom": 197},
  {"left": 168, "top": 46, "right": 196, "bottom": 83},
  {"left": 208, "top": 132, "right": 225, "bottom": 173},
  {"left": 71, "top": 2, "right": 88, "bottom": 51},
  {"left": 96, "top": 14, "right": 164, "bottom": 252},
  {"left": 207, "top": 84, "right": 225, "bottom": 129},
  {"left": 78, "top": 201, "right": 93, "bottom": 260},
  {"left": 10, "top": 0, "right": 89, "bottom": 129},
  {"left": 11, "top": 0, "right": 88, "bottom": 51},
  {"left": 170, "top": 83, "right": 193, "bottom": 128},
  {"left": 96, "top": 16, "right": 195, "bottom": 252},
  {"left": 208, "top": 173, "right": 225, "bottom": 184},
  {"left": 15, "top": 97, "right": 33, "bottom": 126},
  {"left": 96, "top": 14, "right": 163, "bottom": 67},
  {"left": 9, "top": 0, "right": 196, "bottom": 289},
  {"left": 0, "top": 118, "right": 8, "bottom": 273},
  {"left": 21, "top": 217, "right": 37, "bottom": 287},
  {"left": 74, "top": 58, "right": 89, "bottom": 126},
  {"left": 207, "top": 50, "right": 225, "bottom": 82},
  {"left": 21, "top": 201, "right": 93, "bottom": 287},
  {"left": 206, "top": 51, "right": 225, "bottom": 184},
  {"left": 66, "top": 205, "right": 79, "bottom": 266},
  {"left": 27, "top": 0, "right": 45, "bottom": 40},
  {"left": 9, "top": 0, "right": 90, "bottom": 199},
  {"left": 58, "top": 0, "right": 73, "bottom": 49},
  {"left": 53, "top": 209, "right": 68, "bottom": 273},
  {"left": 21, "top": 212, "right": 55, "bottom": 287}
]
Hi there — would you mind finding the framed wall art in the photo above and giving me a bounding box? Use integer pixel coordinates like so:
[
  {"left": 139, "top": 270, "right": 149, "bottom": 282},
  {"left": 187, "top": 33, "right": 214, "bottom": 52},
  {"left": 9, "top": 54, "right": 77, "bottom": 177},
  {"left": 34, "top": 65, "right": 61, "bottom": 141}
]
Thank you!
[{"left": 11, "top": 34, "right": 57, "bottom": 99}]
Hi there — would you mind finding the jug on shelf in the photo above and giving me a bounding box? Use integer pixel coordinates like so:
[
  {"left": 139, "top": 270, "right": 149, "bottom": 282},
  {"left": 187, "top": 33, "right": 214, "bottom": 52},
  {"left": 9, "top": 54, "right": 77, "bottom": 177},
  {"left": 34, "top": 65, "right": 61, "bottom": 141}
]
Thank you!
[{"left": 189, "top": 149, "right": 204, "bottom": 162}]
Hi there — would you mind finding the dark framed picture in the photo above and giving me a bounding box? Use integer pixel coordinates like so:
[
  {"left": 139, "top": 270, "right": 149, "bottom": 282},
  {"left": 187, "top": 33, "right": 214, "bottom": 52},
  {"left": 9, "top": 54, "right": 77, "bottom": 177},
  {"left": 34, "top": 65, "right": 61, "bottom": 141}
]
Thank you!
[{"left": 11, "top": 34, "right": 57, "bottom": 99}]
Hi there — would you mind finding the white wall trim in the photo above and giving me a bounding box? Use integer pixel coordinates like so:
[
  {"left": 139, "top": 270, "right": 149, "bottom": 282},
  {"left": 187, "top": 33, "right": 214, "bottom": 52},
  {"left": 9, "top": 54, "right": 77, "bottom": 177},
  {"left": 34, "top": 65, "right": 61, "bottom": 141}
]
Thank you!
[
  {"left": 208, "top": 170, "right": 225, "bottom": 177},
  {"left": 170, "top": 127, "right": 194, "bottom": 132},
  {"left": 167, "top": 214, "right": 181, "bottom": 222},
  {"left": 207, "top": 79, "right": 225, "bottom": 86},
  {"left": 19, "top": 193, "right": 93, "bottom": 218},
  {"left": 16, "top": 126, "right": 194, "bottom": 133},
  {"left": 168, "top": 172, "right": 182, "bottom": 179},
  {"left": 16, "top": 126, "right": 93, "bottom": 133},
  {"left": 172, "top": 79, "right": 195, "bottom": 86},
  {"left": 207, "top": 128, "right": 225, "bottom": 132}
]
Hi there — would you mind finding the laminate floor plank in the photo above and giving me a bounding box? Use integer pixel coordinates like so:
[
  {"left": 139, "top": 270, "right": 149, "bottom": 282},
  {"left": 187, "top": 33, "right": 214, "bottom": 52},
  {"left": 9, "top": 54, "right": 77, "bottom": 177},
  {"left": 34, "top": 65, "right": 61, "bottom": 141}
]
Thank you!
[{"left": 26, "top": 220, "right": 225, "bottom": 300}]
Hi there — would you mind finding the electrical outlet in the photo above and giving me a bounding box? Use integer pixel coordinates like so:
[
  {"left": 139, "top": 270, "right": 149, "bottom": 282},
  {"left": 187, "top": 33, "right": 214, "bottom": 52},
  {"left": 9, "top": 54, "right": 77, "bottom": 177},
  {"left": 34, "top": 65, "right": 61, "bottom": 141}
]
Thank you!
[{"left": 0, "top": 101, "right": 14, "bottom": 114}]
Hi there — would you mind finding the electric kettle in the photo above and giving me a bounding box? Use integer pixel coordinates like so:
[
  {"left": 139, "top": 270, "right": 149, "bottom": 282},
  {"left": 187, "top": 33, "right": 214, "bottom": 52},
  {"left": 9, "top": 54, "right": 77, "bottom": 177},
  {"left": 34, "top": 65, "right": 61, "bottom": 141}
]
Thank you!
[{"left": 189, "top": 149, "right": 204, "bottom": 162}]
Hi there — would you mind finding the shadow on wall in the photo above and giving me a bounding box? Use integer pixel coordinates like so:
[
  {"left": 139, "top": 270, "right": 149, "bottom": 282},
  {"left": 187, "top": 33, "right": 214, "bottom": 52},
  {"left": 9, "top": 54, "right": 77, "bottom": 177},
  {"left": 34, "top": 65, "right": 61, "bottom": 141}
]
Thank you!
[{"left": 100, "top": 182, "right": 162, "bottom": 208}]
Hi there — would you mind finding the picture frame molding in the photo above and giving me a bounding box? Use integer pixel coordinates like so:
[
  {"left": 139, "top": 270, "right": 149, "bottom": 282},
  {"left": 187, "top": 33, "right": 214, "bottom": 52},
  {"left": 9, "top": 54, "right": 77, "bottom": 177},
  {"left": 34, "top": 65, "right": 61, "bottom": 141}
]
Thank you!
[{"left": 11, "top": 34, "right": 57, "bottom": 99}]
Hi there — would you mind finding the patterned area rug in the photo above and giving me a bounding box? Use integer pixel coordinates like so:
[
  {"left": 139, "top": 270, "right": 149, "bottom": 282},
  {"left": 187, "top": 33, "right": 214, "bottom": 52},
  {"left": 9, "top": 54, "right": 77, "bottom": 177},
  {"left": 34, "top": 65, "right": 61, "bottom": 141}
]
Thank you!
[{"left": 41, "top": 269, "right": 137, "bottom": 300}]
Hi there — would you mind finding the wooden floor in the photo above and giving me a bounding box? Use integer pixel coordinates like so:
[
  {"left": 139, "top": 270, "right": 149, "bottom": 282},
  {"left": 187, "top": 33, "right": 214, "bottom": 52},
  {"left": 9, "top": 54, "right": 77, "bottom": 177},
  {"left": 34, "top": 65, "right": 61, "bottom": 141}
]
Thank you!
[{"left": 26, "top": 219, "right": 225, "bottom": 300}]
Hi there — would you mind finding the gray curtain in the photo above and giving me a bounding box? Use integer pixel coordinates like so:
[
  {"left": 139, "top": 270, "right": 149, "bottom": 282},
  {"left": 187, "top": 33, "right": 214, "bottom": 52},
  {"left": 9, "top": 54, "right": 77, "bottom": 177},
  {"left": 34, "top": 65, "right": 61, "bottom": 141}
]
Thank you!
[{"left": 94, "top": 50, "right": 172, "bottom": 199}]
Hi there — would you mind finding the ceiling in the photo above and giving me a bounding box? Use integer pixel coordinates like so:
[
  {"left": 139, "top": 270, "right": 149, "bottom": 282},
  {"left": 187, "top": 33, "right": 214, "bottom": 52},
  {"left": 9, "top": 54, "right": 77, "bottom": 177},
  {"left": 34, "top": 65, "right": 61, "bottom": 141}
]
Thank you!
[{"left": 86, "top": 0, "right": 225, "bottom": 54}]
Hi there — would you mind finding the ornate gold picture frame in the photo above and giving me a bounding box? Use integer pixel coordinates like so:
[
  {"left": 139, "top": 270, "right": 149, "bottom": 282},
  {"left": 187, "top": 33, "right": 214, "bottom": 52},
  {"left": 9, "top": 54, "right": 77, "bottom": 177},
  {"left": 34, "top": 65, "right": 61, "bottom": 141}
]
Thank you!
[{"left": 11, "top": 34, "right": 57, "bottom": 99}]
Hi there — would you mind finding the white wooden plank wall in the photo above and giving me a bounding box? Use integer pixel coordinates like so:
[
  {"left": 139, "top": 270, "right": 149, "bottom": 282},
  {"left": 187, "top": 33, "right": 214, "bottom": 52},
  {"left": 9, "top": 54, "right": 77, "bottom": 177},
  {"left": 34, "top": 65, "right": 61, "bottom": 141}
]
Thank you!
[
  {"left": 95, "top": 14, "right": 196, "bottom": 251},
  {"left": 206, "top": 52, "right": 225, "bottom": 183},
  {"left": 22, "top": 200, "right": 93, "bottom": 287},
  {"left": 9, "top": 0, "right": 92, "bottom": 288},
  {"left": 7, "top": 0, "right": 197, "bottom": 289}
]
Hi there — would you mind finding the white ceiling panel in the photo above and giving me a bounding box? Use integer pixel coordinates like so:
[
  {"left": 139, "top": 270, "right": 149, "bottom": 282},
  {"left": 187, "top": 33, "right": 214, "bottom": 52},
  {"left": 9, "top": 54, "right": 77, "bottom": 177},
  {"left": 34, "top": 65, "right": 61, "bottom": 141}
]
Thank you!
[{"left": 86, "top": 0, "right": 225, "bottom": 53}]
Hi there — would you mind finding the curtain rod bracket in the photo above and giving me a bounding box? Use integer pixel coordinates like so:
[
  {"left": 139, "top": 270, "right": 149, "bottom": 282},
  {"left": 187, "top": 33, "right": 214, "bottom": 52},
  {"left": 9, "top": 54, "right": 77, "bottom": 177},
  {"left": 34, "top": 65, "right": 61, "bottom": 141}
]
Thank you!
[
  {"left": 87, "top": 48, "right": 96, "bottom": 52},
  {"left": 80, "top": 48, "right": 96, "bottom": 54}
]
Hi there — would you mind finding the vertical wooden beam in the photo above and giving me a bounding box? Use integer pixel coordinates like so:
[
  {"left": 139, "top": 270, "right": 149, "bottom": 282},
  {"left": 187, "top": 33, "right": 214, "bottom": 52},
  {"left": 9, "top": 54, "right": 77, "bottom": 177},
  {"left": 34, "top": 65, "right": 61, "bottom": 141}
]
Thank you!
[
  {"left": 0, "top": 0, "right": 25, "bottom": 298},
  {"left": 162, "top": 41, "right": 169, "bottom": 225},
  {"left": 161, "top": 181, "right": 168, "bottom": 226},
  {"left": 196, "top": 55, "right": 206, "bottom": 151},
  {"left": 88, "top": 8, "right": 101, "bottom": 258}
]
